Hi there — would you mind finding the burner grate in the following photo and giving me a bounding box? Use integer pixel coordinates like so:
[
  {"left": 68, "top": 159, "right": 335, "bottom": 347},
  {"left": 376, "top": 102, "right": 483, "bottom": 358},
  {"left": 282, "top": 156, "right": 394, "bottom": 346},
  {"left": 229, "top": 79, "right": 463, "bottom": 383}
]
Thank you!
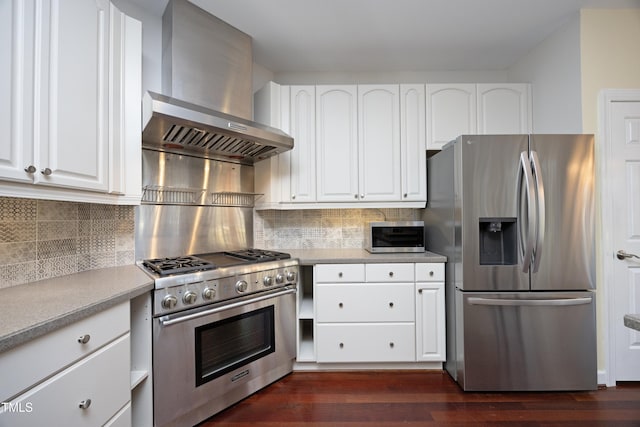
[
  {"left": 143, "top": 255, "right": 216, "bottom": 276},
  {"left": 224, "top": 249, "right": 291, "bottom": 263}
]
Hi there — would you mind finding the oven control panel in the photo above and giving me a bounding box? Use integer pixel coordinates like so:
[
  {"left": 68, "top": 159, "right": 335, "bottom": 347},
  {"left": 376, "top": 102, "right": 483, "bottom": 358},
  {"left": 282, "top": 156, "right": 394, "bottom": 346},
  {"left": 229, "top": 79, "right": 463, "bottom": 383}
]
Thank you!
[{"left": 153, "top": 263, "right": 299, "bottom": 316}]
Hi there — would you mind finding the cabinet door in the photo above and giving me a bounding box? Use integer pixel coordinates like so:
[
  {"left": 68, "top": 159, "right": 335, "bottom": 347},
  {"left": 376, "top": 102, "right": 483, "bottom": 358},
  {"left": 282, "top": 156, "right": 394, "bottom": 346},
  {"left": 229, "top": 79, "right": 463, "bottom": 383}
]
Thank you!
[
  {"left": 426, "top": 84, "right": 476, "bottom": 150},
  {"left": 0, "top": 0, "right": 35, "bottom": 183},
  {"left": 477, "top": 83, "right": 532, "bottom": 134},
  {"left": 109, "top": 5, "right": 141, "bottom": 198},
  {"left": 400, "top": 84, "right": 426, "bottom": 201},
  {"left": 415, "top": 282, "right": 445, "bottom": 361},
  {"left": 358, "top": 85, "right": 401, "bottom": 201},
  {"left": 290, "top": 86, "right": 316, "bottom": 203},
  {"left": 316, "top": 85, "right": 358, "bottom": 202},
  {"left": 35, "top": 0, "right": 110, "bottom": 191}
]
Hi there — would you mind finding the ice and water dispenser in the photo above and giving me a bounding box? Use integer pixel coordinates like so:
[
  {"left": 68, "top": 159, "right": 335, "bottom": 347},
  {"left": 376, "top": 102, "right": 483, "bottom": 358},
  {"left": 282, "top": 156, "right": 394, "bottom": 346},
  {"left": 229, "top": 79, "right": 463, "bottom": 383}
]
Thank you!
[{"left": 479, "top": 218, "right": 517, "bottom": 265}]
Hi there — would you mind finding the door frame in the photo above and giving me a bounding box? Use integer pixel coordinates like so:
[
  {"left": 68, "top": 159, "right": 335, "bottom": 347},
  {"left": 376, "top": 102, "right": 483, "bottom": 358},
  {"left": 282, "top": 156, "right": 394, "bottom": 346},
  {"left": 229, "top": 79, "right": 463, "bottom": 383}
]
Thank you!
[{"left": 599, "top": 88, "right": 640, "bottom": 386}]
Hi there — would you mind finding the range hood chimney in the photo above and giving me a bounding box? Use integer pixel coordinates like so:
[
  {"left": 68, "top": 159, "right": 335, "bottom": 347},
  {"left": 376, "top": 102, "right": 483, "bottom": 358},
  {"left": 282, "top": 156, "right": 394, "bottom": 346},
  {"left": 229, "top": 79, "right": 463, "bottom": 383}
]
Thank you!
[{"left": 142, "top": 0, "right": 293, "bottom": 163}]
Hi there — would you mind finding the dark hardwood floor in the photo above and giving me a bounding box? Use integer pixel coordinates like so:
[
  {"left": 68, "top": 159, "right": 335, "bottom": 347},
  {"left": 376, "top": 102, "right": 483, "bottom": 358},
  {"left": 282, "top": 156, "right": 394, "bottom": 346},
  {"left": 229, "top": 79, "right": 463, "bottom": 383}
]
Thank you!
[{"left": 200, "top": 370, "right": 640, "bottom": 426}]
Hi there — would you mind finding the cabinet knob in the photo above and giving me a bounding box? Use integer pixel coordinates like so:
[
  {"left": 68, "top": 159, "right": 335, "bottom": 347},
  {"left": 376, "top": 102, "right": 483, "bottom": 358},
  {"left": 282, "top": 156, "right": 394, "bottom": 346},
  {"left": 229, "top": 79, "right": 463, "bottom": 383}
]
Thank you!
[
  {"left": 339, "top": 342, "right": 344, "bottom": 348},
  {"left": 339, "top": 302, "right": 343, "bottom": 308},
  {"left": 389, "top": 342, "right": 395, "bottom": 348},
  {"left": 429, "top": 271, "right": 434, "bottom": 277},
  {"left": 41, "top": 167, "right": 52, "bottom": 176},
  {"left": 24, "top": 165, "right": 36, "bottom": 173},
  {"left": 388, "top": 271, "right": 394, "bottom": 277},
  {"left": 77, "top": 334, "right": 91, "bottom": 344},
  {"left": 403, "top": 193, "right": 408, "bottom": 198},
  {"left": 418, "top": 289, "right": 423, "bottom": 294},
  {"left": 354, "top": 194, "right": 358, "bottom": 199},
  {"left": 389, "top": 302, "right": 394, "bottom": 308},
  {"left": 338, "top": 272, "right": 343, "bottom": 278},
  {"left": 291, "top": 194, "right": 296, "bottom": 200},
  {"left": 360, "top": 194, "right": 364, "bottom": 199},
  {"left": 78, "top": 399, "right": 92, "bottom": 410}
]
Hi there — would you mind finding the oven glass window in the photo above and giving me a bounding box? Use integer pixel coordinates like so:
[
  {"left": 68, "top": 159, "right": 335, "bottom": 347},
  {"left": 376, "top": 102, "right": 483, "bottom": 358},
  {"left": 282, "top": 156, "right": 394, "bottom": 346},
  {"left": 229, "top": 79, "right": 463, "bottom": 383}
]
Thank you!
[{"left": 195, "top": 306, "right": 275, "bottom": 386}]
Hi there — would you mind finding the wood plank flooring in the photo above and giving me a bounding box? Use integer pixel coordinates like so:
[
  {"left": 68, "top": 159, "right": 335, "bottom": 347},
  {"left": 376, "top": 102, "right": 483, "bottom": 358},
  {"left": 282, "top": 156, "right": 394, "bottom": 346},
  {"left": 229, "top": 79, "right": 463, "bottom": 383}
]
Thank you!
[{"left": 199, "top": 370, "right": 640, "bottom": 426}]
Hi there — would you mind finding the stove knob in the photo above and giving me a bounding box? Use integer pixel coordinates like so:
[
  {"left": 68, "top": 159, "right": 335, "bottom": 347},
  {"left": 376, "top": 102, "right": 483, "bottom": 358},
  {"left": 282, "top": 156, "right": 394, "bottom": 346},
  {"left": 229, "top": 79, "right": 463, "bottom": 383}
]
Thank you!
[
  {"left": 162, "top": 295, "right": 178, "bottom": 309},
  {"left": 263, "top": 276, "right": 273, "bottom": 287},
  {"left": 286, "top": 271, "right": 297, "bottom": 282},
  {"left": 236, "top": 280, "right": 248, "bottom": 293},
  {"left": 275, "top": 273, "right": 284, "bottom": 284},
  {"left": 183, "top": 291, "right": 197, "bottom": 305},
  {"left": 202, "top": 287, "right": 216, "bottom": 300}
]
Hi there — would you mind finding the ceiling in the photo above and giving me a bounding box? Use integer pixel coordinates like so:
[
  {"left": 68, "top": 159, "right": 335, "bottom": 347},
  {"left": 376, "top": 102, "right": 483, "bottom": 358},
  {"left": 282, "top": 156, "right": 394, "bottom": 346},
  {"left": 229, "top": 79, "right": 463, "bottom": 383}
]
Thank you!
[{"left": 134, "top": 0, "right": 640, "bottom": 72}]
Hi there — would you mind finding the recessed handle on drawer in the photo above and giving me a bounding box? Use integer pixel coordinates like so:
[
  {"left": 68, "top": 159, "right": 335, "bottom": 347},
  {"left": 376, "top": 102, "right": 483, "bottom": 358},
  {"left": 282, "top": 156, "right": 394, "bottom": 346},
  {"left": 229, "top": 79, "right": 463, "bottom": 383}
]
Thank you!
[
  {"left": 78, "top": 399, "right": 92, "bottom": 410},
  {"left": 78, "top": 334, "right": 91, "bottom": 344}
]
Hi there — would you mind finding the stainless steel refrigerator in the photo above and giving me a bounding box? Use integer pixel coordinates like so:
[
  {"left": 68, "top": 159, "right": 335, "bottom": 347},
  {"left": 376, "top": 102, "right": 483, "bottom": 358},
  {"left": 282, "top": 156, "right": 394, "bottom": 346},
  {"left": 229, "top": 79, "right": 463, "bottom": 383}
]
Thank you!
[{"left": 424, "top": 134, "right": 596, "bottom": 391}]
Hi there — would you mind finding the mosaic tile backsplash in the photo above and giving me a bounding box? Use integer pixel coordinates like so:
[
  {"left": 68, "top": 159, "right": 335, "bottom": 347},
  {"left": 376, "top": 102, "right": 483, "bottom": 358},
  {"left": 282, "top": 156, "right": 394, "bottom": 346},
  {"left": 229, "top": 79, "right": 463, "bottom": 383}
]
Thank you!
[
  {"left": 254, "top": 208, "right": 421, "bottom": 249},
  {"left": 0, "top": 197, "right": 135, "bottom": 288}
]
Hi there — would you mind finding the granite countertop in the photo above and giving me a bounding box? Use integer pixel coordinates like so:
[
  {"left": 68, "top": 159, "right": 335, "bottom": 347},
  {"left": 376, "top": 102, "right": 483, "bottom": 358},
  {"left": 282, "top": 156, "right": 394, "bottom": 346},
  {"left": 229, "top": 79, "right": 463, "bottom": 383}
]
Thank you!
[
  {"left": 0, "top": 265, "right": 153, "bottom": 354},
  {"left": 281, "top": 248, "right": 447, "bottom": 265},
  {"left": 624, "top": 314, "right": 640, "bottom": 332}
]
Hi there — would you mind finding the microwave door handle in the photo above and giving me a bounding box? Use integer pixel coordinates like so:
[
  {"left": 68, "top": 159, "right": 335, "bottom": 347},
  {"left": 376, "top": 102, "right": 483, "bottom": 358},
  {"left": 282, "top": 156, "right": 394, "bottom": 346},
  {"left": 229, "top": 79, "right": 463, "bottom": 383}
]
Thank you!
[
  {"left": 530, "top": 150, "right": 545, "bottom": 273},
  {"left": 518, "top": 151, "right": 536, "bottom": 273}
]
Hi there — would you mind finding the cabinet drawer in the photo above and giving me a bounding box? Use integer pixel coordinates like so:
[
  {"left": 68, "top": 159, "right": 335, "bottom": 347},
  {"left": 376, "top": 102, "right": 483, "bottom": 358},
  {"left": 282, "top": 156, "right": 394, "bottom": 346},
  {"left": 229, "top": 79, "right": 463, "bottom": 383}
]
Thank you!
[
  {"left": 316, "top": 323, "right": 415, "bottom": 362},
  {"left": 315, "top": 264, "right": 365, "bottom": 283},
  {"left": 1, "top": 301, "right": 130, "bottom": 401},
  {"left": 366, "top": 263, "right": 414, "bottom": 282},
  {"left": 316, "top": 283, "right": 414, "bottom": 322},
  {"left": 415, "top": 263, "right": 444, "bottom": 282},
  {"left": 0, "top": 334, "right": 130, "bottom": 427}
]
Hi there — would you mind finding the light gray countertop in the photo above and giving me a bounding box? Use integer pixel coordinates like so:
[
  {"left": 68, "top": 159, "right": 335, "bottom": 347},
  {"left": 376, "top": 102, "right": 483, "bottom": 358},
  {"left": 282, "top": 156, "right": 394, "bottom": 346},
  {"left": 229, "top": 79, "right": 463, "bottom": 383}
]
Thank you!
[
  {"left": 0, "top": 265, "right": 153, "bottom": 354},
  {"left": 281, "top": 248, "right": 447, "bottom": 265},
  {"left": 624, "top": 314, "right": 640, "bottom": 332}
]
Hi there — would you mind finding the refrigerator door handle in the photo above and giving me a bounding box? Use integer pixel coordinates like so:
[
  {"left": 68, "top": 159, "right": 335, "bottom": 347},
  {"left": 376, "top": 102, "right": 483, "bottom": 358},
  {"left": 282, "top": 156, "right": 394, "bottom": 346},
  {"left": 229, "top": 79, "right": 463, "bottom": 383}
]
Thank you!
[
  {"left": 517, "top": 151, "right": 536, "bottom": 273},
  {"left": 468, "top": 297, "right": 592, "bottom": 307},
  {"left": 530, "top": 150, "right": 546, "bottom": 273}
]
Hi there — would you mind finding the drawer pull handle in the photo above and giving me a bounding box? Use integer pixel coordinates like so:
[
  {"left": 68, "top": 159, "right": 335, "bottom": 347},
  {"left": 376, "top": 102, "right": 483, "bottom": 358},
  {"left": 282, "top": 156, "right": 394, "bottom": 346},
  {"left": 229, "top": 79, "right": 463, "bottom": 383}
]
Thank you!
[
  {"left": 389, "top": 342, "right": 394, "bottom": 348},
  {"left": 78, "top": 399, "right": 92, "bottom": 410},
  {"left": 338, "top": 272, "right": 343, "bottom": 278},
  {"left": 388, "top": 271, "right": 394, "bottom": 277},
  {"left": 339, "top": 342, "right": 344, "bottom": 348},
  {"left": 78, "top": 334, "right": 91, "bottom": 344},
  {"left": 339, "top": 302, "right": 343, "bottom": 308},
  {"left": 389, "top": 302, "right": 394, "bottom": 308}
]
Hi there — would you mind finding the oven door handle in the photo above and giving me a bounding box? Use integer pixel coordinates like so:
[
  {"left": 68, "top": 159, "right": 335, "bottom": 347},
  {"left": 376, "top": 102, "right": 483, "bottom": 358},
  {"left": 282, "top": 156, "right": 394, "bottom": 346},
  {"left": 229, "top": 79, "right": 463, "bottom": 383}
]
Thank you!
[{"left": 159, "top": 287, "right": 297, "bottom": 327}]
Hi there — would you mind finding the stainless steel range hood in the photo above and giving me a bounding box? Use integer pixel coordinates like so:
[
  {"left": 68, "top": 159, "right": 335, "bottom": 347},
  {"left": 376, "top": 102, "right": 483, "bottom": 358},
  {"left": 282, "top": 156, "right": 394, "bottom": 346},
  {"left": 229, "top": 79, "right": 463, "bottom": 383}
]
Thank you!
[{"left": 141, "top": 0, "right": 293, "bottom": 164}]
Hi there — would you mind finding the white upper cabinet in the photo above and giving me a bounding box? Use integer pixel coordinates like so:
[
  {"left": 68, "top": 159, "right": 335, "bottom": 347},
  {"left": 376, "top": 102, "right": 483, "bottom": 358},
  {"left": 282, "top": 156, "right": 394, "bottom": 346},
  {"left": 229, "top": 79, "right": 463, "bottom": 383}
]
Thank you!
[
  {"left": 426, "top": 83, "right": 532, "bottom": 150},
  {"left": 316, "top": 85, "right": 359, "bottom": 202},
  {"left": 426, "top": 84, "right": 476, "bottom": 150},
  {"left": 358, "top": 85, "right": 401, "bottom": 202},
  {"left": 477, "top": 83, "right": 532, "bottom": 134},
  {"left": 289, "top": 86, "right": 317, "bottom": 203},
  {"left": 400, "top": 84, "right": 427, "bottom": 201},
  {"left": 0, "top": 0, "right": 142, "bottom": 204}
]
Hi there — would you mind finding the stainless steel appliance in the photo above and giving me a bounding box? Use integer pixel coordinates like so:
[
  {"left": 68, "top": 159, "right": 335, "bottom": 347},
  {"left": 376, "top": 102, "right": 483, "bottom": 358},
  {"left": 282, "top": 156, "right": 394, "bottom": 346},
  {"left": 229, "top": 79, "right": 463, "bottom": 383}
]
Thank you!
[
  {"left": 366, "top": 221, "right": 425, "bottom": 253},
  {"left": 140, "top": 249, "right": 298, "bottom": 427},
  {"left": 142, "top": 0, "right": 293, "bottom": 164},
  {"left": 424, "top": 134, "right": 596, "bottom": 391}
]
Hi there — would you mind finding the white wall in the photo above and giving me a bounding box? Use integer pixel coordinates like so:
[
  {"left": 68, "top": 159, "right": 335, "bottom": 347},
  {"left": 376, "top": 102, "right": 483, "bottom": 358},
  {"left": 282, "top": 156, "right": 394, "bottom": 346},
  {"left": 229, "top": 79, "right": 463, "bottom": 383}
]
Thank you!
[{"left": 508, "top": 14, "right": 582, "bottom": 133}]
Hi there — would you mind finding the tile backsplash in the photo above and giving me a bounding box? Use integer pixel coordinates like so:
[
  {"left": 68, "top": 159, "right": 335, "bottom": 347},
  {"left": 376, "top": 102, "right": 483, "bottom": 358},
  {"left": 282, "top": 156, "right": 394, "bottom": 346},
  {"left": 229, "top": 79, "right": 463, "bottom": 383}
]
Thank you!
[
  {"left": 0, "top": 197, "right": 135, "bottom": 288},
  {"left": 254, "top": 208, "right": 421, "bottom": 249}
]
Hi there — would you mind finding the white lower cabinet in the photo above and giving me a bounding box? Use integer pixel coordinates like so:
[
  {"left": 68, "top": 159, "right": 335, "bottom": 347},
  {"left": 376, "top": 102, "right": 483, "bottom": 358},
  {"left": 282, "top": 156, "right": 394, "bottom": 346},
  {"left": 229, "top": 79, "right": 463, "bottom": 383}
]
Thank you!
[
  {"left": 2, "top": 334, "right": 130, "bottom": 427},
  {"left": 310, "top": 262, "right": 445, "bottom": 365},
  {"left": 415, "top": 264, "right": 446, "bottom": 361},
  {"left": 0, "top": 301, "right": 133, "bottom": 427}
]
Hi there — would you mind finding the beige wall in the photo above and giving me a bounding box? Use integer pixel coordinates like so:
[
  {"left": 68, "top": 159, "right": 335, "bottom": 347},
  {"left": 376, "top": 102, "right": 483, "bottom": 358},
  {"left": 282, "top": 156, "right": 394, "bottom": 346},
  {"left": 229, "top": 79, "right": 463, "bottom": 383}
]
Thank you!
[{"left": 581, "top": 9, "right": 640, "bottom": 134}]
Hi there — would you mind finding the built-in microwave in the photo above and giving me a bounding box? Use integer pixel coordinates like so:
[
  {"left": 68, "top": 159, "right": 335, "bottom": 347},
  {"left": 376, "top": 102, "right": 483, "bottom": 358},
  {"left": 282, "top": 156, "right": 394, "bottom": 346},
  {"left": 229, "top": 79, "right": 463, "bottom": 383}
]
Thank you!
[{"left": 366, "top": 221, "right": 425, "bottom": 253}]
